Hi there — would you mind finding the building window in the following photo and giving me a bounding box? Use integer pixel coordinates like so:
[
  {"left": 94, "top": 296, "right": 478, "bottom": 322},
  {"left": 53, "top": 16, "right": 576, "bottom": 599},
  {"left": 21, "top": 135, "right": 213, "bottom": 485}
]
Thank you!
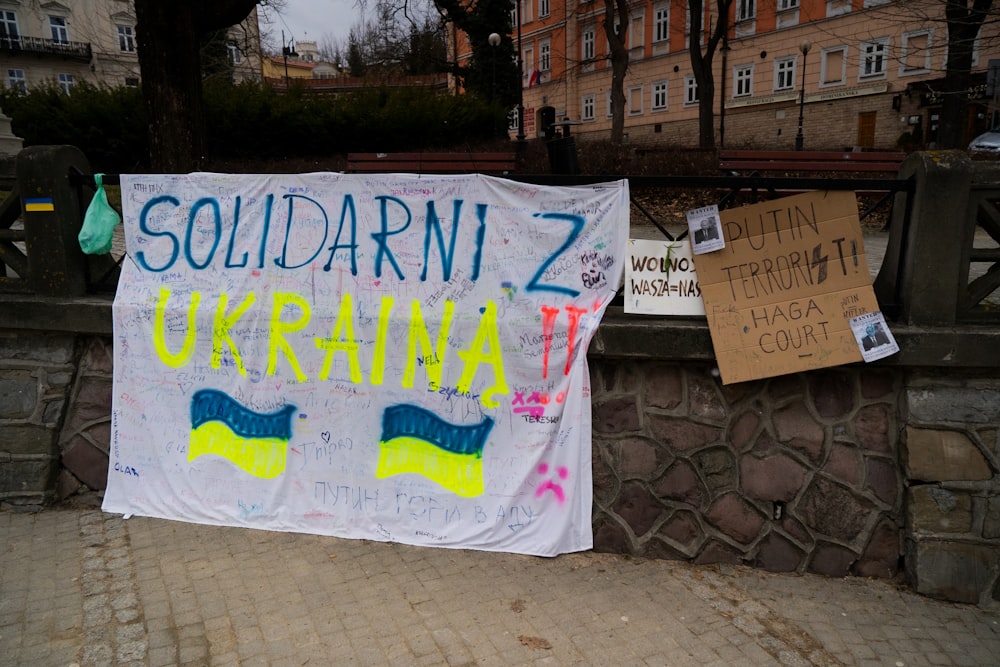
[
  {"left": 539, "top": 0, "right": 550, "bottom": 18},
  {"left": 628, "top": 85, "right": 643, "bottom": 115},
  {"left": 58, "top": 73, "right": 74, "bottom": 94},
  {"left": 0, "top": 10, "right": 20, "bottom": 48},
  {"left": 540, "top": 40, "right": 550, "bottom": 71},
  {"left": 523, "top": 46, "right": 534, "bottom": 83},
  {"left": 124, "top": 77, "right": 139, "bottom": 88},
  {"left": 49, "top": 16, "right": 68, "bottom": 44},
  {"left": 735, "top": 64, "right": 753, "bottom": 97},
  {"left": 685, "top": 75, "right": 698, "bottom": 104},
  {"left": 606, "top": 91, "right": 613, "bottom": 117},
  {"left": 736, "top": 0, "right": 755, "bottom": 21},
  {"left": 901, "top": 30, "right": 930, "bottom": 74},
  {"left": 629, "top": 11, "right": 644, "bottom": 52},
  {"left": 778, "top": 0, "right": 798, "bottom": 9},
  {"left": 582, "top": 27, "right": 595, "bottom": 62},
  {"left": 227, "top": 42, "right": 242, "bottom": 64},
  {"left": 826, "top": 0, "right": 851, "bottom": 17},
  {"left": 7, "top": 68, "right": 25, "bottom": 93},
  {"left": 652, "top": 81, "right": 667, "bottom": 110},
  {"left": 654, "top": 4, "right": 669, "bottom": 43},
  {"left": 860, "top": 38, "right": 888, "bottom": 78},
  {"left": 821, "top": 46, "right": 847, "bottom": 86},
  {"left": 521, "top": 0, "right": 532, "bottom": 24},
  {"left": 117, "top": 25, "right": 135, "bottom": 53},
  {"left": 582, "top": 94, "right": 595, "bottom": 121},
  {"left": 775, "top": 57, "right": 796, "bottom": 90}
]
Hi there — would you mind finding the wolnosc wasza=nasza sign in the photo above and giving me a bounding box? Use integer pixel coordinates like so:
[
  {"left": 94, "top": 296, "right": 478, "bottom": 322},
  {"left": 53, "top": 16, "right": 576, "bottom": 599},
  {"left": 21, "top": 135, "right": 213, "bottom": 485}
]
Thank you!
[{"left": 103, "top": 172, "right": 629, "bottom": 556}]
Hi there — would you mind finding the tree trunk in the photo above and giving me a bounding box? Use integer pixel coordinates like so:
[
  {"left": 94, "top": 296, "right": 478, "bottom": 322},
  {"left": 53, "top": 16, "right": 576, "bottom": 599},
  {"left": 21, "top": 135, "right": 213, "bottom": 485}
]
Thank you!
[
  {"left": 134, "top": 1, "right": 205, "bottom": 172},
  {"left": 938, "top": 0, "right": 992, "bottom": 148},
  {"left": 134, "top": 0, "right": 259, "bottom": 172},
  {"left": 604, "top": 0, "right": 630, "bottom": 145}
]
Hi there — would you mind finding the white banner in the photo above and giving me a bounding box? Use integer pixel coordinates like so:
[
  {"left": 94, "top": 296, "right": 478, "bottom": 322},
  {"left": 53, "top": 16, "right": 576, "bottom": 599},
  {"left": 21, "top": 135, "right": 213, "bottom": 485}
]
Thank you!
[{"left": 103, "top": 173, "right": 628, "bottom": 556}]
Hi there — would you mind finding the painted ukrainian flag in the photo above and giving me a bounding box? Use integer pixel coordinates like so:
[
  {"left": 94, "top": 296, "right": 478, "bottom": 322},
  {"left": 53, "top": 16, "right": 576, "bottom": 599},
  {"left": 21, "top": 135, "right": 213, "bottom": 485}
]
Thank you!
[
  {"left": 376, "top": 404, "right": 493, "bottom": 498},
  {"left": 188, "top": 389, "right": 296, "bottom": 479},
  {"left": 24, "top": 198, "right": 55, "bottom": 212}
]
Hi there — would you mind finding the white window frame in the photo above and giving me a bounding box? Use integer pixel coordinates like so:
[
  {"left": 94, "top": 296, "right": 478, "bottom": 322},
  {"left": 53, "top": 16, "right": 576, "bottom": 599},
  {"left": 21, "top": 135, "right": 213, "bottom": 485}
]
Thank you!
[
  {"left": 860, "top": 38, "right": 889, "bottom": 79},
  {"left": 628, "top": 85, "right": 643, "bottom": 115},
  {"left": 684, "top": 75, "right": 698, "bottom": 105},
  {"left": 778, "top": 0, "right": 799, "bottom": 9},
  {"left": 117, "top": 25, "right": 135, "bottom": 53},
  {"left": 0, "top": 10, "right": 20, "bottom": 48},
  {"left": 523, "top": 46, "right": 534, "bottom": 83},
  {"left": 775, "top": 56, "right": 796, "bottom": 91},
  {"left": 49, "top": 16, "right": 68, "bottom": 44},
  {"left": 820, "top": 46, "right": 848, "bottom": 87},
  {"left": 539, "top": 0, "right": 550, "bottom": 19},
  {"left": 227, "top": 42, "right": 242, "bottom": 64},
  {"left": 582, "top": 26, "right": 595, "bottom": 62},
  {"left": 629, "top": 10, "right": 644, "bottom": 53},
  {"left": 736, "top": 0, "right": 756, "bottom": 22},
  {"left": 900, "top": 29, "right": 932, "bottom": 75},
  {"left": 521, "top": 0, "right": 532, "bottom": 24},
  {"left": 652, "top": 80, "right": 668, "bottom": 111},
  {"left": 58, "top": 73, "right": 74, "bottom": 93},
  {"left": 582, "top": 93, "right": 595, "bottom": 121},
  {"left": 539, "top": 39, "right": 550, "bottom": 72},
  {"left": 826, "top": 0, "right": 851, "bottom": 17},
  {"left": 734, "top": 63, "right": 753, "bottom": 97},
  {"left": 7, "top": 68, "right": 25, "bottom": 93},
  {"left": 653, "top": 4, "right": 669, "bottom": 44},
  {"left": 606, "top": 91, "right": 614, "bottom": 118}
]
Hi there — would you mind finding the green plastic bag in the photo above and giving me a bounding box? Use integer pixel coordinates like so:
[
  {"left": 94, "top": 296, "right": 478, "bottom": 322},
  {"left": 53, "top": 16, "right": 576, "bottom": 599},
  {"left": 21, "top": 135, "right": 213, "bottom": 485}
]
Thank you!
[{"left": 78, "top": 173, "right": 120, "bottom": 255}]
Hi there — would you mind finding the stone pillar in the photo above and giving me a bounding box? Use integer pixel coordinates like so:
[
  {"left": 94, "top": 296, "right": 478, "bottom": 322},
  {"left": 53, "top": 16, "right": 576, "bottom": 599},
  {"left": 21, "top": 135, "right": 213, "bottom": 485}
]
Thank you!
[
  {"left": 0, "top": 107, "right": 23, "bottom": 157},
  {"left": 15, "top": 145, "right": 92, "bottom": 296},
  {"left": 874, "top": 151, "right": 973, "bottom": 325}
]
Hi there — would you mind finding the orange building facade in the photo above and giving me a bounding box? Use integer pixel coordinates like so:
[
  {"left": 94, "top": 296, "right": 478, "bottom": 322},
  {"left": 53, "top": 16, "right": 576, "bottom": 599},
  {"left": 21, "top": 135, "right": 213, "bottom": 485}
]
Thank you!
[{"left": 453, "top": 0, "right": 1000, "bottom": 150}]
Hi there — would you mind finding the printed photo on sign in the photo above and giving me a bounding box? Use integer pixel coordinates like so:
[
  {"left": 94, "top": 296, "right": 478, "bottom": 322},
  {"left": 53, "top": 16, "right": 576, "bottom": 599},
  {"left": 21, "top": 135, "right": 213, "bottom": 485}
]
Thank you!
[
  {"left": 103, "top": 172, "right": 630, "bottom": 557},
  {"left": 625, "top": 238, "right": 705, "bottom": 315},
  {"left": 850, "top": 311, "right": 899, "bottom": 362},
  {"left": 686, "top": 205, "right": 725, "bottom": 254}
]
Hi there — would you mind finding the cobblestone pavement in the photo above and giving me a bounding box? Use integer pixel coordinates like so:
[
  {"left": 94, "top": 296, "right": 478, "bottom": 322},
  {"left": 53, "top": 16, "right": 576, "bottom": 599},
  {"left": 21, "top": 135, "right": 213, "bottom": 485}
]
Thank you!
[{"left": 2, "top": 507, "right": 998, "bottom": 666}]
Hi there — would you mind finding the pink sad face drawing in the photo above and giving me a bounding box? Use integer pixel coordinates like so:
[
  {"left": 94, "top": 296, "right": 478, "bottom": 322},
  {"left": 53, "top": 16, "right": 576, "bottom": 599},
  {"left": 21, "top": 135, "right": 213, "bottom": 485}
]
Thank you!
[{"left": 535, "top": 462, "right": 569, "bottom": 504}]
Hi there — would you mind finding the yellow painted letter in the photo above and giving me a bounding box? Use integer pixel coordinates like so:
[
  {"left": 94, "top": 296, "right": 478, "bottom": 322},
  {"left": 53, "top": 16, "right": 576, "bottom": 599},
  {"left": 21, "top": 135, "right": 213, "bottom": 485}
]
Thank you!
[
  {"left": 153, "top": 287, "right": 200, "bottom": 368},
  {"left": 370, "top": 296, "right": 394, "bottom": 386},
  {"left": 403, "top": 299, "right": 454, "bottom": 391},
  {"left": 211, "top": 292, "right": 255, "bottom": 376},
  {"left": 456, "top": 300, "right": 507, "bottom": 407},
  {"left": 266, "top": 292, "right": 310, "bottom": 382},
  {"left": 315, "top": 293, "right": 362, "bottom": 383}
]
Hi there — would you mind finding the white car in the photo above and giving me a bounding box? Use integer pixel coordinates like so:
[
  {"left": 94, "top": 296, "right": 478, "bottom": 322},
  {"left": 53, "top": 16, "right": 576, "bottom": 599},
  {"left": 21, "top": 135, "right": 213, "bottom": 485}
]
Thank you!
[{"left": 968, "top": 130, "right": 1000, "bottom": 154}]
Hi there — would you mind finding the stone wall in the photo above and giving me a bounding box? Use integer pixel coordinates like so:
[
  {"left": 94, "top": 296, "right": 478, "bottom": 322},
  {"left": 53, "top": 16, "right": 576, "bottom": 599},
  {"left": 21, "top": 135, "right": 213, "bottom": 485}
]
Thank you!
[
  {"left": 589, "top": 360, "right": 903, "bottom": 579},
  {"left": 902, "top": 374, "right": 1000, "bottom": 605}
]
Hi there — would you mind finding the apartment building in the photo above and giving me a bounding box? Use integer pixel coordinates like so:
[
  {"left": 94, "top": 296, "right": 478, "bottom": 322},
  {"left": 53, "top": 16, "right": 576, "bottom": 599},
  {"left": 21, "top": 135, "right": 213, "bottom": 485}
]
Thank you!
[
  {"left": 0, "top": 1, "right": 260, "bottom": 94},
  {"left": 456, "top": 0, "right": 1000, "bottom": 149}
]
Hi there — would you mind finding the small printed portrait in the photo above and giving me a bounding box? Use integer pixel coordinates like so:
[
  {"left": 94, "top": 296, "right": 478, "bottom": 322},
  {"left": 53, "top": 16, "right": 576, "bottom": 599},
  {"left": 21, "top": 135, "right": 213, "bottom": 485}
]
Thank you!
[
  {"left": 694, "top": 216, "right": 720, "bottom": 244},
  {"left": 861, "top": 322, "right": 890, "bottom": 351}
]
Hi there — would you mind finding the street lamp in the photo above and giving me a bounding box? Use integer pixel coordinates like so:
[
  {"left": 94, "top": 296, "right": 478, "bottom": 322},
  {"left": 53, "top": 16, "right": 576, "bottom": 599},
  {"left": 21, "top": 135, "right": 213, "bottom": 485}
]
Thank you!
[
  {"left": 795, "top": 39, "right": 811, "bottom": 151},
  {"left": 281, "top": 30, "right": 298, "bottom": 87},
  {"left": 515, "top": 0, "right": 525, "bottom": 143},
  {"left": 488, "top": 32, "right": 500, "bottom": 104}
]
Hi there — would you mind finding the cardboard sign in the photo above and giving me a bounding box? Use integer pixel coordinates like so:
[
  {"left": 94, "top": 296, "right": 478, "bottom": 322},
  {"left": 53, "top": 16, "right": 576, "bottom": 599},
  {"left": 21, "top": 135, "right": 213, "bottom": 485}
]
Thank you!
[
  {"left": 625, "top": 238, "right": 705, "bottom": 315},
  {"left": 693, "top": 191, "right": 881, "bottom": 384},
  {"left": 102, "top": 173, "right": 629, "bottom": 557}
]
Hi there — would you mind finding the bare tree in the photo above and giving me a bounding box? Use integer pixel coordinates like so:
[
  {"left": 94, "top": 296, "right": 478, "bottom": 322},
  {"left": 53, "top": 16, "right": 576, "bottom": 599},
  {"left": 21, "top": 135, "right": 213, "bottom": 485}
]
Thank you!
[
  {"left": 687, "top": 0, "right": 732, "bottom": 149},
  {"left": 939, "top": 0, "right": 994, "bottom": 147},
  {"left": 602, "top": 0, "right": 630, "bottom": 145}
]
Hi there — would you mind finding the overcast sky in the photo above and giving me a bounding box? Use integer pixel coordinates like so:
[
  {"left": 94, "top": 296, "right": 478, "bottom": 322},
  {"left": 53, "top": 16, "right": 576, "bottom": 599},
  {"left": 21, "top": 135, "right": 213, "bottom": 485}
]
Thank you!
[{"left": 261, "top": 0, "right": 358, "bottom": 50}]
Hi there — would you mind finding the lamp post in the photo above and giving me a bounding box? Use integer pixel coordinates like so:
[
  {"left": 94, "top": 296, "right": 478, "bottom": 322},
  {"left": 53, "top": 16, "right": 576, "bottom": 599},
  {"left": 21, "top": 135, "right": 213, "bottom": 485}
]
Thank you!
[
  {"left": 795, "top": 39, "right": 811, "bottom": 151},
  {"left": 515, "top": 0, "right": 525, "bottom": 143},
  {"left": 719, "top": 36, "right": 730, "bottom": 149},
  {"left": 488, "top": 32, "right": 500, "bottom": 103},
  {"left": 281, "top": 30, "right": 298, "bottom": 87}
]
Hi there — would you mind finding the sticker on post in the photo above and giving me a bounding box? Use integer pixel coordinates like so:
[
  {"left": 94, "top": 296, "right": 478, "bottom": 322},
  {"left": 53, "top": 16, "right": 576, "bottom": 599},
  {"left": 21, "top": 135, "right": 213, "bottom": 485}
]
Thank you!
[
  {"left": 686, "top": 205, "right": 725, "bottom": 254},
  {"left": 850, "top": 312, "right": 899, "bottom": 362}
]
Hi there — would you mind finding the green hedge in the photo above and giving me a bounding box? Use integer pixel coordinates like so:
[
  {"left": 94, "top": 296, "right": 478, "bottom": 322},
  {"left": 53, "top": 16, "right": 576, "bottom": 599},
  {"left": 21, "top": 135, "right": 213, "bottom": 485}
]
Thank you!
[{"left": 0, "top": 80, "right": 507, "bottom": 171}]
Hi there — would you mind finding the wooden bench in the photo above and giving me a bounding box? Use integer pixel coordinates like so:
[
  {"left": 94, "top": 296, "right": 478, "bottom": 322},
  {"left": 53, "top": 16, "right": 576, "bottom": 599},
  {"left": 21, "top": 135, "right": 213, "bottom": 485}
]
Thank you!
[
  {"left": 346, "top": 152, "right": 517, "bottom": 175},
  {"left": 719, "top": 149, "right": 905, "bottom": 174}
]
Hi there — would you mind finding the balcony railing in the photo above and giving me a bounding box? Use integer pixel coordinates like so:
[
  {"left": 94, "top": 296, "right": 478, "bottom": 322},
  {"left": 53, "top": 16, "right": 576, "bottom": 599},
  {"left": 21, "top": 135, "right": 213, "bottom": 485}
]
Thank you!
[{"left": 0, "top": 35, "right": 92, "bottom": 61}]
